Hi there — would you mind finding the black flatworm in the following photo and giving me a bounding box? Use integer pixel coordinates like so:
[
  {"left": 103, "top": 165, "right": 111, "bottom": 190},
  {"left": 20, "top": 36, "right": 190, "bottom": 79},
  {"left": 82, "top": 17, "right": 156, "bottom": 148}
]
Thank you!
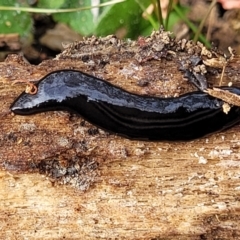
[{"left": 10, "top": 70, "right": 240, "bottom": 141}]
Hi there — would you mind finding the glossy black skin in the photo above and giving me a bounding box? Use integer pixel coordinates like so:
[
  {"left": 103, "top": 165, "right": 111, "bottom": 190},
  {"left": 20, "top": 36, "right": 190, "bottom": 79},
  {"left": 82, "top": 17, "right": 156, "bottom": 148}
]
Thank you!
[{"left": 10, "top": 70, "right": 240, "bottom": 141}]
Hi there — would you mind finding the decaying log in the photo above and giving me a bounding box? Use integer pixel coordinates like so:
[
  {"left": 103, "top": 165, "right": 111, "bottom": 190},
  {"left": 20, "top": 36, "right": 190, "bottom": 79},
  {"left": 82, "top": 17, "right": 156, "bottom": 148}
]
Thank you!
[{"left": 0, "top": 31, "right": 240, "bottom": 239}]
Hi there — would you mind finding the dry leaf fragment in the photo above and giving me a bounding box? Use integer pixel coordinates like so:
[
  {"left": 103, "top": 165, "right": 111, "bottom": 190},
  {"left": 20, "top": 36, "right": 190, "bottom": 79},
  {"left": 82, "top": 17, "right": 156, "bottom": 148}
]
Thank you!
[{"left": 206, "top": 87, "right": 240, "bottom": 107}]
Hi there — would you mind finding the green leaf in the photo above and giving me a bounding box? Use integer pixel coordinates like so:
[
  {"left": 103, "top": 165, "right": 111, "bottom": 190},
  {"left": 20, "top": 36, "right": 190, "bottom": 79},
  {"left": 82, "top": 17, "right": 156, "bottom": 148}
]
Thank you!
[
  {"left": 53, "top": 0, "right": 95, "bottom": 36},
  {"left": 166, "top": 5, "right": 189, "bottom": 31},
  {"left": 95, "top": 0, "right": 151, "bottom": 39},
  {"left": 0, "top": 0, "right": 32, "bottom": 37},
  {"left": 37, "top": 0, "right": 65, "bottom": 9}
]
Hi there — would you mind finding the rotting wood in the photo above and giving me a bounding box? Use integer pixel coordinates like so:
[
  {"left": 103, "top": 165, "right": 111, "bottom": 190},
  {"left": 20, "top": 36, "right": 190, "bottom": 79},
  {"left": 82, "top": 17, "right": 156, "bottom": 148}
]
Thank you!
[{"left": 0, "top": 31, "right": 240, "bottom": 239}]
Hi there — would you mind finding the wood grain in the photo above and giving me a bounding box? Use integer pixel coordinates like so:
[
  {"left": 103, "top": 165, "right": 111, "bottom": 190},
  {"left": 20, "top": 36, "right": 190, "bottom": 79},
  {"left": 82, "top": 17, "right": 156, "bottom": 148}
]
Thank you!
[{"left": 0, "top": 32, "right": 240, "bottom": 239}]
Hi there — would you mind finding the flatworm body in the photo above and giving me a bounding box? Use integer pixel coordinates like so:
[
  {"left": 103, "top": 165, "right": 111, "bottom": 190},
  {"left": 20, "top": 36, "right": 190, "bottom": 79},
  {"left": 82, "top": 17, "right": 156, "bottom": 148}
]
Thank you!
[{"left": 10, "top": 70, "right": 240, "bottom": 141}]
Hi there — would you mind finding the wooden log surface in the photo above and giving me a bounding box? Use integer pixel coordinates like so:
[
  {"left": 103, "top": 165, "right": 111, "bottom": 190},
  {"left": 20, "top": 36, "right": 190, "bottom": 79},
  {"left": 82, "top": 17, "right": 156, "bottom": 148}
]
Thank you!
[{"left": 0, "top": 31, "right": 240, "bottom": 239}]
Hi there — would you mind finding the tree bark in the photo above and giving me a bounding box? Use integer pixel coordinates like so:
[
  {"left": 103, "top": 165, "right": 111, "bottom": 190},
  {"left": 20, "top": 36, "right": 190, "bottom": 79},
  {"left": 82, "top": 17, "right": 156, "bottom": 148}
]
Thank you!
[{"left": 0, "top": 31, "right": 240, "bottom": 239}]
